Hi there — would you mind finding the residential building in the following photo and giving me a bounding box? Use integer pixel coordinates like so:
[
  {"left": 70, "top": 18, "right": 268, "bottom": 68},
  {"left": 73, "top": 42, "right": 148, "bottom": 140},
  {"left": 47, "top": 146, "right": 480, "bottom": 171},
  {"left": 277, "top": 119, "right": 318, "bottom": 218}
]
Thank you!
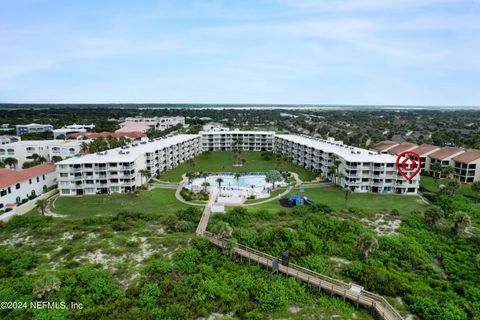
[
  {"left": 202, "top": 122, "right": 228, "bottom": 132},
  {"left": 67, "top": 131, "right": 146, "bottom": 140},
  {"left": 387, "top": 142, "right": 419, "bottom": 155},
  {"left": 0, "top": 163, "right": 56, "bottom": 211},
  {"left": 0, "top": 135, "right": 21, "bottom": 145},
  {"left": 117, "top": 116, "right": 185, "bottom": 133},
  {"left": 0, "top": 140, "right": 83, "bottom": 168},
  {"left": 275, "top": 135, "right": 419, "bottom": 194},
  {"left": 452, "top": 150, "right": 480, "bottom": 183},
  {"left": 200, "top": 130, "right": 275, "bottom": 151},
  {"left": 56, "top": 134, "right": 201, "bottom": 196},
  {"left": 16, "top": 123, "right": 53, "bottom": 136},
  {"left": 370, "top": 140, "right": 399, "bottom": 153},
  {"left": 428, "top": 147, "right": 465, "bottom": 178},
  {"left": 53, "top": 124, "right": 95, "bottom": 139},
  {"left": 413, "top": 144, "right": 440, "bottom": 171}
]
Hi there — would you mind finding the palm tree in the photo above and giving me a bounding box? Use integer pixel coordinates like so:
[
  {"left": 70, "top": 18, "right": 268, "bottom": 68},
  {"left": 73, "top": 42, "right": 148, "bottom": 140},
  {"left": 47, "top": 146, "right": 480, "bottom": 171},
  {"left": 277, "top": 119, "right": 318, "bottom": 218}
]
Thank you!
[
  {"left": 4, "top": 157, "right": 18, "bottom": 170},
  {"left": 185, "top": 171, "right": 195, "bottom": 184},
  {"left": 343, "top": 188, "right": 351, "bottom": 208},
  {"left": 51, "top": 156, "right": 63, "bottom": 163},
  {"left": 357, "top": 233, "right": 379, "bottom": 259},
  {"left": 430, "top": 162, "right": 442, "bottom": 181},
  {"left": 36, "top": 199, "right": 48, "bottom": 216},
  {"left": 424, "top": 205, "right": 444, "bottom": 227},
  {"left": 234, "top": 173, "right": 241, "bottom": 189},
  {"left": 445, "top": 179, "right": 460, "bottom": 197},
  {"left": 216, "top": 177, "right": 224, "bottom": 188},
  {"left": 441, "top": 166, "right": 455, "bottom": 179},
  {"left": 33, "top": 274, "right": 61, "bottom": 299},
  {"left": 471, "top": 181, "right": 480, "bottom": 201},
  {"left": 201, "top": 181, "right": 210, "bottom": 191},
  {"left": 80, "top": 141, "right": 90, "bottom": 153},
  {"left": 452, "top": 211, "right": 471, "bottom": 235},
  {"left": 139, "top": 169, "right": 150, "bottom": 187},
  {"left": 224, "top": 237, "right": 238, "bottom": 258},
  {"left": 211, "top": 221, "right": 233, "bottom": 239}
]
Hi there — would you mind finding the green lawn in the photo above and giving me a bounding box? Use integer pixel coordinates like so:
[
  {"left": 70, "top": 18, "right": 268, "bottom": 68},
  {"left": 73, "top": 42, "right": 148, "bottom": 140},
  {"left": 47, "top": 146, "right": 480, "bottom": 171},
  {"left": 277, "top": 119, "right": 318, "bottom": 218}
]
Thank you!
[
  {"left": 53, "top": 189, "right": 188, "bottom": 217},
  {"left": 420, "top": 175, "right": 478, "bottom": 198},
  {"left": 159, "top": 151, "right": 316, "bottom": 182},
  {"left": 249, "top": 187, "right": 427, "bottom": 213}
]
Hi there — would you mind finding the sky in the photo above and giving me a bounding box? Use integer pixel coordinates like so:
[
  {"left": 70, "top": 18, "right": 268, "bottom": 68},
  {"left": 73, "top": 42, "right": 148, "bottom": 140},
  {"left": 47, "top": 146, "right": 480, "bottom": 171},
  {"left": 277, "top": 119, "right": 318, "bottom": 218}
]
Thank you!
[{"left": 1, "top": 0, "right": 480, "bottom": 106}]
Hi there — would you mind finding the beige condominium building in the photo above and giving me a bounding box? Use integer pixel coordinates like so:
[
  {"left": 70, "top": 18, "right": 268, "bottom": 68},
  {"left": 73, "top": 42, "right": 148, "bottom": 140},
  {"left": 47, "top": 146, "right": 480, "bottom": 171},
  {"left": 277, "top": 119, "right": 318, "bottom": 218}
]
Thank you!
[
  {"left": 452, "top": 149, "right": 480, "bottom": 183},
  {"left": 372, "top": 140, "right": 480, "bottom": 182}
]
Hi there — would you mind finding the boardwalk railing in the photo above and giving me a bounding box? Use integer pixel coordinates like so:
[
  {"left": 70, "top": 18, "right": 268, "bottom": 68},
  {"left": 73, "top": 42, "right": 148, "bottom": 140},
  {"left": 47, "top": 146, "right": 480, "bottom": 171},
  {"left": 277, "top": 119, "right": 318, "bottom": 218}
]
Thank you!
[
  {"left": 195, "top": 187, "right": 403, "bottom": 320},
  {"left": 200, "top": 232, "right": 403, "bottom": 320}
]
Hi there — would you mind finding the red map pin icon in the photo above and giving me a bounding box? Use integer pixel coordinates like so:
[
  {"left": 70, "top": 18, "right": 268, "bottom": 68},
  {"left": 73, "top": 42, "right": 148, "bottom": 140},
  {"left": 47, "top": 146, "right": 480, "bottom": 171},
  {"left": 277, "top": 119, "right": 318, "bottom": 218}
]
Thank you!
[{"left": 395, "top": 151, "right": 421, "bottom": 181}]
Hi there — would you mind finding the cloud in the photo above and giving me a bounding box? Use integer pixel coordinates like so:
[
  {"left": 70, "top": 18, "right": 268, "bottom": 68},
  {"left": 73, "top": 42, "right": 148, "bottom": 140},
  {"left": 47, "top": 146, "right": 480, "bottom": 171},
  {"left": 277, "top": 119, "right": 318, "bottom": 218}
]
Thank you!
[{"left": 278, "top": 0, "right": 467, "bottom": 11}]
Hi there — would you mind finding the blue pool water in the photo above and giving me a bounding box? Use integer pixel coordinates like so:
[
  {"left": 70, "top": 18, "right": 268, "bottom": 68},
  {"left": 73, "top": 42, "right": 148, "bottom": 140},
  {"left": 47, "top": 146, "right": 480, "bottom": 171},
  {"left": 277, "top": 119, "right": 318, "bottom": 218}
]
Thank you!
[{"left": 208, "top": 175, "right": 266, "bottom": 187}]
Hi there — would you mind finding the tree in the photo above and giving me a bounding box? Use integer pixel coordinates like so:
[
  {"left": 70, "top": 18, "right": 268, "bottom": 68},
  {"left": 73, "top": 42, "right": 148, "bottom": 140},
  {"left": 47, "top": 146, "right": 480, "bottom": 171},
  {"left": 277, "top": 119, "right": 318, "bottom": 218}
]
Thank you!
[
  {"left": 0, "top": 160, "right": 4, "bottom": 168},
  {"left": 139, "top": 169, "right": 151, "bottom": 187},
  {"left": 452, "top": 211, "right": 471, "bottom": 235},
  {"left": 36, "top": 199, "right": 48, "bottom": 216},
  {"left": 430, "top": 162, "right": 442, "bottom": 182},
  {"left": 185, "top": 171, "right": 195, "bottom": 184},
  {"left": 201, "top": 181, "right": 210, "bottom": 191},
  {"left": 80, "top": 141, "right": 89, "bottom": 153},
  {"left": 471, "top": 181, "right": 480, "bottom": 200},
  {"left": 441, "top": 166, "right": 455, "bottom": 179},
  {"left": 265, "top": 170, "right": 283, "bottom": 189},
  {"left": 4, "top": 157, "right": 18, "bottom": 170},
  {"left": 424, "top": 205, "right": 444, "bottom": 227},
  {"left": 444, "top": 179, "right": 461, "bottom": 197},
  {"left": 216, "top": 177, "right": 223, "bottom": 188},
  {"left": 343, "top": 188, "right": 351, "bottom": 208},
  {"left": 234, "top": 172, "right": 241, "bottom": 188},
  {"left": 51, "top": 155, "right": 63, "bottom": 163},
  {"left": 33, "top": 274, "right": 60, "bottom": 299},
  {"left": 357, "top": 233, "right": 379, "bottom": 259},
  {"left": 224, "top": 237, "right": 238, "bottom": 257},
  {"left": 211, "top": 221, "right": 233, "bottom": 239}
]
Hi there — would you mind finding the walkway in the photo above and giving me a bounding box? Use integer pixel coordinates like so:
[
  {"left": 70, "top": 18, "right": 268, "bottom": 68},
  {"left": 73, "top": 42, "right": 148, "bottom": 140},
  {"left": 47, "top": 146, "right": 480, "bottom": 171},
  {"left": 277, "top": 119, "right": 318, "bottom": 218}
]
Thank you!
[{"left": 195, "top": 172, "right": 404, "bottom": 320}]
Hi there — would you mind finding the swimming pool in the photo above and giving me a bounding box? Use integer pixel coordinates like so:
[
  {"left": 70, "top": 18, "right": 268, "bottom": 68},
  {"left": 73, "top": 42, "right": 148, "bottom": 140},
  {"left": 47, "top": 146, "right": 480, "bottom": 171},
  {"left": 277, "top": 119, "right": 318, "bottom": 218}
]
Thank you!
[{"left": 207, "top": 175, "right": 267, "bottom": 188}]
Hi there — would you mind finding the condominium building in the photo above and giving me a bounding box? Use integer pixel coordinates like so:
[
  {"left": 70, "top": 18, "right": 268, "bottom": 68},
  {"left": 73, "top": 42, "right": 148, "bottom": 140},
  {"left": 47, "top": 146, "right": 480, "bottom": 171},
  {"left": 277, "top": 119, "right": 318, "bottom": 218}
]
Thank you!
[
  {"left": 0, "top": 140, "right": 83, "bottom": 168},
  {"left": 428, "top": 147, "right": 465, "bottom": 178},
  {"left": 0, "top": 135, "right": 21, "bottom": 145},
  {"left": 200, "top": 130, "right": 274, "bottom": 151},
  {"left": 56, "top": 134, "right": 201, "bottom": 196},
  {"left": 117, "top": 116, "right": 185, "bottom": 133},
  {"left": 452, "top": 150, "right": 480, "bottom": 183},
  {"left": 53, "top": 124, "right": 95, "bottom": 139},
  {"left": 275, "top": 135, "right": 419, "bottom": 194},
  {"left": 0, "top": 163, "right": 56, "bottom": 212},
  {"left": 16, "top": 123, "right": 53, "bottom": 136},
  {"left": 372, "top": 140, "right": 480, "bottom": 182}
]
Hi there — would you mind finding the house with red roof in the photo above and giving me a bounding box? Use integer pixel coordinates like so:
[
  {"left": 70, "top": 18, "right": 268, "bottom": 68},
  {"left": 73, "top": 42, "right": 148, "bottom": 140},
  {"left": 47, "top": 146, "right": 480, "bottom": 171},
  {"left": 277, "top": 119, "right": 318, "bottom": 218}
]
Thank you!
[{"left": 0, "top": 164, "right": 56, "bottom": 214}]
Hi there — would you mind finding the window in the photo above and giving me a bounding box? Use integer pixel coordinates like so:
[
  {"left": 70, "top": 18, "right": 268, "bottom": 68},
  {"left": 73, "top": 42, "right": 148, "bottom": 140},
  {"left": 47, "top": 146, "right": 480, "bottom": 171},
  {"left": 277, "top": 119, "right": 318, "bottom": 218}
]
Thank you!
[
  {"left": 36, "top": 177, "right": 39, "bottom": 182},
  {"left": 43, "top": 175, "right": 45, "bottom": 180},
  {"left": 29, "top": 179, "right": 32, "bottom": 184},
  {"left": 15, "top": 183, "right": 20, "bottom": 189},
  {"left": 0, "top": 190, "right": 6, "bottom": 197}
]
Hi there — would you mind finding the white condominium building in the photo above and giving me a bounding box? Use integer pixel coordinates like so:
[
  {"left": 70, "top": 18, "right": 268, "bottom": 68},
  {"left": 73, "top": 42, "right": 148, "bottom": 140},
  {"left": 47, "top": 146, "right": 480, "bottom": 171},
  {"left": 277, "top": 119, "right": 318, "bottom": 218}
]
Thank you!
[
  {"left": 118, "top": 116, "right": 186, "bottom": 133},
  {"left": 56, "top": 134, "right": 201, "bottom": 196},
  {"left": 275, "top": 135, "right": 419, "bottom": 194},
  {"left": 53, "top": 124, "right": 95, "bottom": 139},
  {"left": 0, "top": 140, "right": 83, "bottom": 168},
  {"left": 200, "top": 130, "right": 274, "bottom": 151},
  {"left": 16, "top": 123, "right": 53, "bottom": 136}
]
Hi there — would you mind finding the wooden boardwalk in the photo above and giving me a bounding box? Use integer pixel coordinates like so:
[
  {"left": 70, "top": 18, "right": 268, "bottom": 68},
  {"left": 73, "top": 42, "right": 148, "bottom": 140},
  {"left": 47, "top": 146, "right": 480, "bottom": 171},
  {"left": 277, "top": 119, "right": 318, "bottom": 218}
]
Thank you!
[{"left": 195, "top": 185, "right": 403, "bottom": 320}]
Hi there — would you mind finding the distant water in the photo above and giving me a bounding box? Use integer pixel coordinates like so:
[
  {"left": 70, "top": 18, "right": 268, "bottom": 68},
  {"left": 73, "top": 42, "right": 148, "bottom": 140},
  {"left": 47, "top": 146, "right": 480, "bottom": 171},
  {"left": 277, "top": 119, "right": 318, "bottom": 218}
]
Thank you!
[{"left": 0, "top": 103, "right": 479, "bottom": 110}]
